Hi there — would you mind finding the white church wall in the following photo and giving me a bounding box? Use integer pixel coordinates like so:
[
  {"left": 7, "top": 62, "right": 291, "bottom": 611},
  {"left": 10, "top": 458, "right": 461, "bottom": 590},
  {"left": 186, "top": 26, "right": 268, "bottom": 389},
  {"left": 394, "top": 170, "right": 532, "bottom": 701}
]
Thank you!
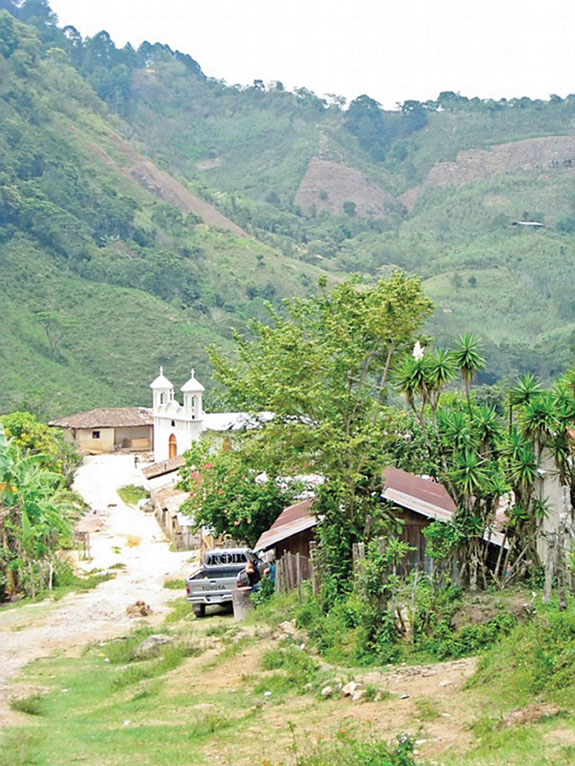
[{"left": 150, "top": 369, "right": 205, "bottom": 462}]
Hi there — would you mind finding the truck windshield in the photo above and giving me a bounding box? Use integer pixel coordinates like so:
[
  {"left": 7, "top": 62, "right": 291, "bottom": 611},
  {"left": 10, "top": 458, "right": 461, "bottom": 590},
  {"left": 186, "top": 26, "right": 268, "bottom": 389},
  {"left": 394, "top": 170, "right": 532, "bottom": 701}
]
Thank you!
[{"left": 206, "top": 551, "right": 249, "bottom": 566}]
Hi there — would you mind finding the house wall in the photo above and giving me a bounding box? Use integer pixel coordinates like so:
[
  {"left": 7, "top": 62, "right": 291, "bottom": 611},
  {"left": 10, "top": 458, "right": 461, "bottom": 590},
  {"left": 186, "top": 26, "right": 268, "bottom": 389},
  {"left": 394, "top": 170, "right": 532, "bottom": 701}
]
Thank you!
[
  {"left": 537, "top": 448, "right": 567, "bottom": 564},
  {"left": 75, "top": 428, "right": 115, "bottom": 453},
  {"left": 276, "top": 528, "right": 315, "bottom": 559},
  {"left": 114, "top": 425, "right": 152, "bottom": 451}
]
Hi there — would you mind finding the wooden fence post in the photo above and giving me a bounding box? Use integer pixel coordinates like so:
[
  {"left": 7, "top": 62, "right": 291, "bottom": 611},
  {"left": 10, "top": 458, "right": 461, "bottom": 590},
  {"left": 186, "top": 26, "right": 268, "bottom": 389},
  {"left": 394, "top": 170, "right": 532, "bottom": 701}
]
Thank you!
[
  {"left": 296, "top": 552, "right": 302, "bottom": 597},
  {"left": 310, "top": 541, "right": 319, "bottom": 596}
]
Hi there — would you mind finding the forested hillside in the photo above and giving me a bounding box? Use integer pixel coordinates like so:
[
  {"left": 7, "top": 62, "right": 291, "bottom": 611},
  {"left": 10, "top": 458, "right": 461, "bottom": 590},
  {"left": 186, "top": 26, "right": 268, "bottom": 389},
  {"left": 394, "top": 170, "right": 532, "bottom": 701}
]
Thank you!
[
  {"left": 1, "top": 0, "right": 575, "bottom": 416},
  {"left": 0, "top": 4, "right": 328, "bottom": 415}
]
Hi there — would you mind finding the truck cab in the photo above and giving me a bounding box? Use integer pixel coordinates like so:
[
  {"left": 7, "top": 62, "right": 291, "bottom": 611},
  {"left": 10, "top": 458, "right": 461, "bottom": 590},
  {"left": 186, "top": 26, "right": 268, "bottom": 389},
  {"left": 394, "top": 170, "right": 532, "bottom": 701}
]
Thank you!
[{"left": 185, "top": 548, "right": 255, "bottom": 617}]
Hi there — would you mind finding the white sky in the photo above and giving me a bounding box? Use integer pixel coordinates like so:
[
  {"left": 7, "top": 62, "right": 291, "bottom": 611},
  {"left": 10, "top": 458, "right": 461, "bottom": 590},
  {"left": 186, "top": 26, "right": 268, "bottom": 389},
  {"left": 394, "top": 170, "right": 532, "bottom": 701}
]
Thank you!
[{"left": 50, "top": 0, "right": 575, "bottom": 108}]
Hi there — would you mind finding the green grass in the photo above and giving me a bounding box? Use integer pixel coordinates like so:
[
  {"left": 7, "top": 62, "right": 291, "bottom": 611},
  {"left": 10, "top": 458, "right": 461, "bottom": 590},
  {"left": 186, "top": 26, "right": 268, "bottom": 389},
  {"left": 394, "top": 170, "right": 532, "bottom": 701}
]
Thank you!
[
  {"left": 255, "top": 645, "right": 323, "bottom": 697},
  {"left": 51, "top": 568, "right": 113, "bottom": 601},
  {"left": 163, "top": 578, "right": 185, "bottom": 590},
  {"left": 0, "top": 627, "right": 248, "bottom": 766},
  {"left": 163, "top": 597, "right": 195, "bottom": 625},
  {"left": 284, "top": 729, "right": 417, "bottom": 766},
  {"left": 10, "top": 694, "right": 46, "bottom": 717},
  {"left": 469, "top": 598, "right": 575, "bottom": 709},
  {"left": 414, "top": 696, "right": 441, "bottom": 721},
  {"left": 117, "top": 485, "right": 150, "bottom": 507}
]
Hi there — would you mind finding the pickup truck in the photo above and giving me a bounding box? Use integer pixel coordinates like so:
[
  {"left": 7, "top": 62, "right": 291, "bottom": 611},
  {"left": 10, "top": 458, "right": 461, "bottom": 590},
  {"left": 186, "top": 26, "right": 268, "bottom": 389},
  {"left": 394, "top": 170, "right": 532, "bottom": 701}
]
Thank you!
[{"left": 185, "top": 548, "right": 255, "bottom": 617}]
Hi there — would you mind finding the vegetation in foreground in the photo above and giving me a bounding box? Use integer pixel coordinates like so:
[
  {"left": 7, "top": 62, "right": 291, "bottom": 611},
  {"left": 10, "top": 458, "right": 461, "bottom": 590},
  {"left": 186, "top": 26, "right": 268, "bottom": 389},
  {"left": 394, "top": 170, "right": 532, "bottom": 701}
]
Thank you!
[
  {"left": 0, "top": 415, "right": 85, "bottom": 601},
  {"left": 5, "top": 595, "right": 575, "bottom": 765}
]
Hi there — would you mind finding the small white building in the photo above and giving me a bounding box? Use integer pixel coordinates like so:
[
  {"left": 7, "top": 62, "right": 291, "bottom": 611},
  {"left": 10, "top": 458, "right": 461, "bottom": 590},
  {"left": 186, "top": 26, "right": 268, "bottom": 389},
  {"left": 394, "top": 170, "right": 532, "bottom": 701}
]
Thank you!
[{"left": 150, "top": 367, "right": 205, "bottom": 461}]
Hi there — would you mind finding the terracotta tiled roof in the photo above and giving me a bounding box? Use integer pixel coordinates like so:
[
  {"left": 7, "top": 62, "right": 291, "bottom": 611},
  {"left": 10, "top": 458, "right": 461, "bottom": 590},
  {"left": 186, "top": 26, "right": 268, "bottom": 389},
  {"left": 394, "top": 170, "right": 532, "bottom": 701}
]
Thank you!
[{"left": 50, "top": 407, "right": 153, "bottom": 429}]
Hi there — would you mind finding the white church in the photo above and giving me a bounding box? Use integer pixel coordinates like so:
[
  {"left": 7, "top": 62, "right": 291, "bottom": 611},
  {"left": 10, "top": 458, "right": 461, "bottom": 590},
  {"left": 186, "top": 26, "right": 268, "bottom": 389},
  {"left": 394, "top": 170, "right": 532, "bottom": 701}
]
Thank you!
[
  {"left": 149, "top": 367, "right": 268, "bottom": 462},
  {"left": 50, "top": 367, "right": 264, "bottom": 461},
  {"left": 150, "top": 367, "right": 206, "bottom": 461}
]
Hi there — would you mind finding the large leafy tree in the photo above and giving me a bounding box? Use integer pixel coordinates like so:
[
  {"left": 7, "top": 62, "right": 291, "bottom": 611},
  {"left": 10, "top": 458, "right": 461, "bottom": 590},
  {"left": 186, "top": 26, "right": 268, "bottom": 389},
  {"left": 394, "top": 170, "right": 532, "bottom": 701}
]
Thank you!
[
  {"left": 0, "top": 422, "right": 76, "bottom": 599},
  {"left": 179, "top": 439, "right": 296, "bottom": 548},
  {"left": 209, "top": 273, "right": 434, "bottom": 581}
]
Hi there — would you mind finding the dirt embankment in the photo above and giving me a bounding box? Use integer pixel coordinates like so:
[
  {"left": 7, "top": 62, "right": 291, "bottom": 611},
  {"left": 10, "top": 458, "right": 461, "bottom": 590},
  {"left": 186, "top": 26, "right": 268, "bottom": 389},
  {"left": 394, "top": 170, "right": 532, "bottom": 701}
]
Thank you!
[
  {"left": 294, "top": 157, "right": 391, "bottom": 218},
  {"left": 77, "top": 127, "right": 248, "bottom": 237},
  {"left": 402, "top": 135, "right": 575, "bottom": 210},
  {"left": 427, "top": 135, "right": 575, "bottom": 187}
]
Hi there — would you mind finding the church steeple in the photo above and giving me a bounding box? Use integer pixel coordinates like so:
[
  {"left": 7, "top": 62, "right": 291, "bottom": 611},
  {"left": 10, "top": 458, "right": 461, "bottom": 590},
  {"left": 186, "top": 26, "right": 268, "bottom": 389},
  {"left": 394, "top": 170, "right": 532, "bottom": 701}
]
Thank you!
[
  {"left": 150, "top": 366, "right": 174, "bottom": 410},
  {"left": 181, "top": 368, "right": 204, "bottom": 420}
]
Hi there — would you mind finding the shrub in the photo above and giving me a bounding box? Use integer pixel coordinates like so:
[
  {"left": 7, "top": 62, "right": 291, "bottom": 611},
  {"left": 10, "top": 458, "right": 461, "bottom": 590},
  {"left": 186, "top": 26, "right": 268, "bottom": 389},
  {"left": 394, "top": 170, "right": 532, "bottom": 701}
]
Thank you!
[
  {"left": 256, "top": 646, "right": 320, "bottom": 695},
  {"left": 10, "top": 694, "right": 45, "bottom": 716},
  {"left": 293, "top": 731, "right": 416, "bottom": 766}
]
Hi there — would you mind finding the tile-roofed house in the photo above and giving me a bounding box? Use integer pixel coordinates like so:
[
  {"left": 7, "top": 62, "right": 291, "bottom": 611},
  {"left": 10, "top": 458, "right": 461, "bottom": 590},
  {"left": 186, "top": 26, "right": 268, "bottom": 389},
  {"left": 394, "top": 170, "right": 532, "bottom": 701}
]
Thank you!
[{"left": 50, "top": 408, "right": 153, "bottom": 454}]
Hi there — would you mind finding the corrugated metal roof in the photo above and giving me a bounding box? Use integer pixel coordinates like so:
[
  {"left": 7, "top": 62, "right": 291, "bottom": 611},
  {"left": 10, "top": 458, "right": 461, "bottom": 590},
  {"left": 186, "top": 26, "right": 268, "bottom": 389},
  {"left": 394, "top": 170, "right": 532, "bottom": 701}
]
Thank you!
[
  {"left": 383, "top": 467, "right": 456, "bottom": 516},
  {"left": 253, "top": 467, "right": 509, "bottom": 553},
  {"left": 382, "top": 466, "right": 507, "bottom": 548},
  {"left": 50, "top": 407, "right": 153, "bottom": 429},
  {"left": 255, "top": 498, "right": 316, "bottom": 550},
  {"left": 142, "top": 455, "right": 185, "bottom": 479}
]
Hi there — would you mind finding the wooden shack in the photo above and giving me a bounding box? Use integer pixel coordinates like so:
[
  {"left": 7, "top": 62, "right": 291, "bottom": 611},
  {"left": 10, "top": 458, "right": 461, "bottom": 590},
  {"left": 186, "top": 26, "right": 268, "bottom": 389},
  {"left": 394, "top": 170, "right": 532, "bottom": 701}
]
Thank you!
[
  {"left": 255, "top": 498, "right": 317, "bottom": 558},
  {"left": 256, "top": 468, "right": 506, "bottom": 573}
]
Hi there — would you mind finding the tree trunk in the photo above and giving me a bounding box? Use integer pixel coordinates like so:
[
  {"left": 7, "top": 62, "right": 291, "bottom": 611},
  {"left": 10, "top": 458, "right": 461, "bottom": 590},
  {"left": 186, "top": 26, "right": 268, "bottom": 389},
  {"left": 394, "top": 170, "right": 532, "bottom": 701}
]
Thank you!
[{"left": 542, "top": 532, "right": 556, "bottom": 604}]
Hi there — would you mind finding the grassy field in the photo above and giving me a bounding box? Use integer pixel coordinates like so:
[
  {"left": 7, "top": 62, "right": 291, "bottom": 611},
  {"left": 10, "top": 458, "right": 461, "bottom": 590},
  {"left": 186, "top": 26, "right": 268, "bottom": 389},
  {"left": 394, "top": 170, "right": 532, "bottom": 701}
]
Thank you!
[{"left": 4, "top": 595, "right": 575, "bottom": 765}]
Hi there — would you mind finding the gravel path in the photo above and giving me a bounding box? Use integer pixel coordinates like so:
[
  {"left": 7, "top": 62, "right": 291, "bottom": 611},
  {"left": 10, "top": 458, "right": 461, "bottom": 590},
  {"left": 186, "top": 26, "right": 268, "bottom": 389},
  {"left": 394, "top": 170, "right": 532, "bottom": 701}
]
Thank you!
[{"left": 0, "top": 455, "right": 193, "bottom": 723}]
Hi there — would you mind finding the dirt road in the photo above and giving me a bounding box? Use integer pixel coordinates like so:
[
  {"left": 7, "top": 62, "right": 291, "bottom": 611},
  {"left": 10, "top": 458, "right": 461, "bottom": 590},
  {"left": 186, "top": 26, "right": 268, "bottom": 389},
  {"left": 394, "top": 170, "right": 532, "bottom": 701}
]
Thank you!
[{"left": 0, "top": 455, "right": 193, "bottom": 723}]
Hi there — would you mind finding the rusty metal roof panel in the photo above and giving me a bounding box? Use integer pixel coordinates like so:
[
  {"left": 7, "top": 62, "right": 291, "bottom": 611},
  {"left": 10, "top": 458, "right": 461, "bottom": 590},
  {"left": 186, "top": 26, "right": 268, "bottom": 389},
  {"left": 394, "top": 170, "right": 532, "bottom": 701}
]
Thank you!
[
  {"left": 256, "top": 515, "right": 318, "bottom": 550},
  {"left": 256, "top": 498, "right": 317, "bottom": 550},
  {"left": 142, "top": 455, "right": 186, "bottom": 479}
]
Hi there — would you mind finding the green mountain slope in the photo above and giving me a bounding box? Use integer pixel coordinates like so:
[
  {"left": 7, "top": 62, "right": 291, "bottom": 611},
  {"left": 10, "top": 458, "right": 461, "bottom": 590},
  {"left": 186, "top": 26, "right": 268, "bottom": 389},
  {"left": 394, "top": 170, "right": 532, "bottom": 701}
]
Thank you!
[
  {"left": 126, "top": 69, "right": 575, "bottom": 380},
  {"left": 2, "top": 2, "right": 575, "bottom": 416},
  {"left": 0, "top": 9, "right": 329, "bottom": 415}
]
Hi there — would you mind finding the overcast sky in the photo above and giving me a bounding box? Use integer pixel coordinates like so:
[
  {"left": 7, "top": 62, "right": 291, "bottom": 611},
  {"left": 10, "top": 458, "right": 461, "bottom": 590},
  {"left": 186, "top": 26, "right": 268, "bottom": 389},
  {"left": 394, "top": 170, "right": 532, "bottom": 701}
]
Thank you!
[{"left": 50, "top": 0, "right": 575, "bottom": 108}]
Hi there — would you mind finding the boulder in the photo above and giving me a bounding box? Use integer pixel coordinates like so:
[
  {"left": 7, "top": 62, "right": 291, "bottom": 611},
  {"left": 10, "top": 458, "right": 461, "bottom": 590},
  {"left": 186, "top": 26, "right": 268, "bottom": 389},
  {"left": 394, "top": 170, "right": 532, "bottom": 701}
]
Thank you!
[
  {"left": 501, "top": 703, "right": 559, "bottom": 729},
  {"left": 279, "top": 620, "right": 297, "bottom": 635},
  {"left": 321, "top": 685, "right": 333, "bottom": 698},
  {"left": 341, "top": 681, "right": 362, "bottom": 697}
]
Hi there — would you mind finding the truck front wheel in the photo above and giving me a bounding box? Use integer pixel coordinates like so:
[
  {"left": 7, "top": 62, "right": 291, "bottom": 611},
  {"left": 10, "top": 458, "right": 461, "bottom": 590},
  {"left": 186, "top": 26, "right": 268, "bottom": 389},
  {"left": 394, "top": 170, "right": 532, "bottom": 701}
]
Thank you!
[{"left": 193, "top": 603, "right": 206, "bottom": 618}]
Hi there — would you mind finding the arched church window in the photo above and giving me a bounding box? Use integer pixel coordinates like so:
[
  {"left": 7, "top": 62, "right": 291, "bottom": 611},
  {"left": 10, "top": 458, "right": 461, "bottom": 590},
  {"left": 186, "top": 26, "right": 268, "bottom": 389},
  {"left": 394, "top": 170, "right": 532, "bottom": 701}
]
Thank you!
[
  {"left": 171, "top": 420, "right": 175, "bottom": 427},
  {"left": 160, "top": 393, "right": 165, "bottom": 404}
]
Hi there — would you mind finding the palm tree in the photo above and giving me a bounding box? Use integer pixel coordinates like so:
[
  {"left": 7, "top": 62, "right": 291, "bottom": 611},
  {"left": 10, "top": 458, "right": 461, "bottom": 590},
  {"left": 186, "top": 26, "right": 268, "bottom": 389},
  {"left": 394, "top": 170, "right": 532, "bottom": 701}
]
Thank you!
[
  {"left": 520, "top": 392, "right": 558, "bottom": 462},
  {"left": 474, "top": 404, "right": 500, "bottom": 457},
  {"left": 395, "top": 355, "right": 432, "bottom": 451},
  {"left": 452, "top": 333, "right": 485, "bottom": 419},
  {"left": 508, "top": 373, "right": 542, "bottom": 432}
]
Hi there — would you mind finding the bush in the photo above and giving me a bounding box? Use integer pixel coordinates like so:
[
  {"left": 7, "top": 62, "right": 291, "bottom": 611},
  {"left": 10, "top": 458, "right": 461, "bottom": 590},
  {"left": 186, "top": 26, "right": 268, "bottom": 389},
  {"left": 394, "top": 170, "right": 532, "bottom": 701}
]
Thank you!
[
  {"left": 256, "top": 645, "right": 320, "bottom": 695},
  {"left": 293, "top": 731, "right": 416, "bottom": 766},
  {"left": 10, "top": 694, "right": 46, "bottom": 716},
  {"left": 295, "top": 589, "right": 400, "bottom": 666},
  {"left": 471, "top": 600, "right": 575, "bottom": 705}
]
